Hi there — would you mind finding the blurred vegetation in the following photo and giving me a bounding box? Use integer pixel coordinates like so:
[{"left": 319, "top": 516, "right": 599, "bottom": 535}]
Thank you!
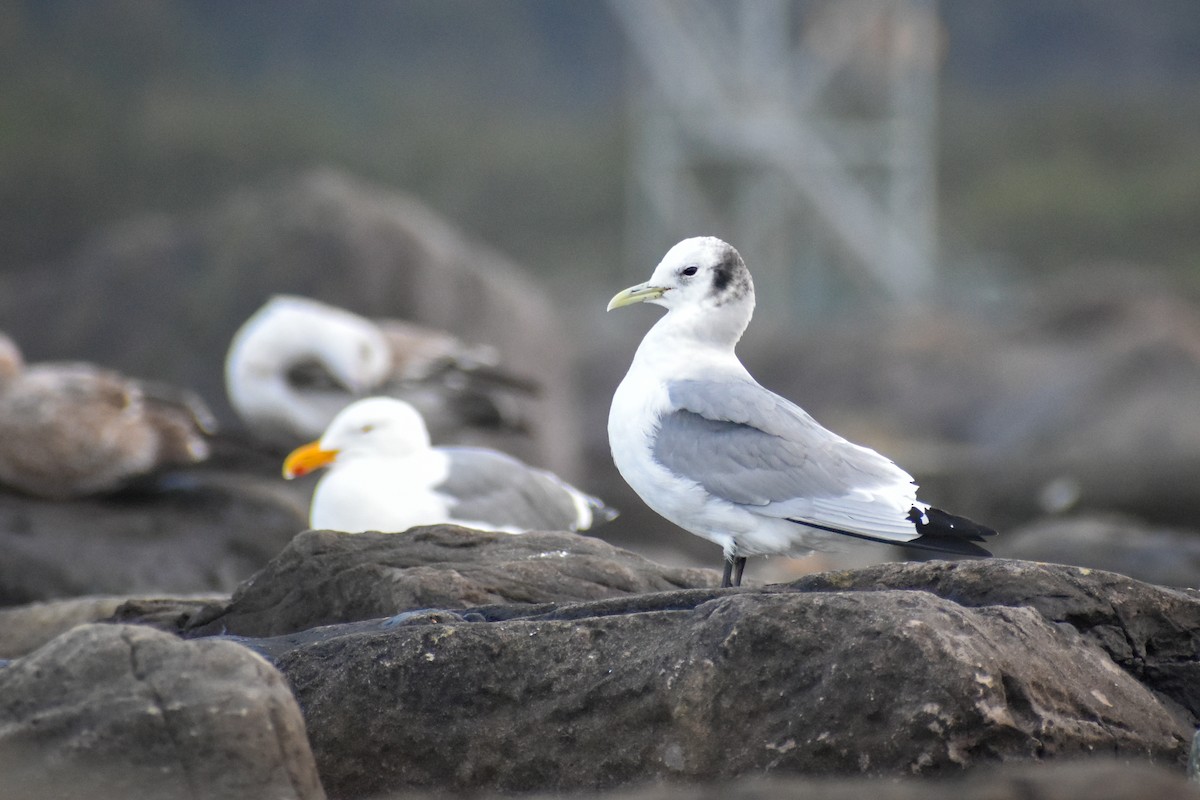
[{"left": 0, "top": 0, "right": 1198, "bottom": 286}]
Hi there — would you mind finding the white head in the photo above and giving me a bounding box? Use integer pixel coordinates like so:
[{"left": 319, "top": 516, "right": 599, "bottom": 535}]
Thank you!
[
  {"left": 607, "top": 237, "right": 755, "bottom": 345},
  {"left": 282, "top": 396, "right": 431, "bottom": 478}
]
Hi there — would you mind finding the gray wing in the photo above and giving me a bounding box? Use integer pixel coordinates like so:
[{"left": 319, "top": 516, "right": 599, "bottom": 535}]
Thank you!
[
  {"left": 438, "top": 448, "right": 609, "bottom": 531},
  {"left": 653, "top": 379, "right": 912, "bottom": 508}
]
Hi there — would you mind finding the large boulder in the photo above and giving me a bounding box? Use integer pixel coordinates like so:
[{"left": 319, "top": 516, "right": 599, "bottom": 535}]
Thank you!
[
  {"left": 788, "top": 558, "right": 1200, "bottom": 727},
  {"left": 0, "top": 168, "right": 579, "bottom": 477},
  {"left": 0, "top": 623, "right": 325, "bottom": 800},
  {"left": 186, "top": 526, "right": 721, "bottom": 638},
  {"left": 0, "top": 471, "right": 304, "bottom": 604},
  {"left": 255, "top": 559, "right": 1191, "bottom": 798}
]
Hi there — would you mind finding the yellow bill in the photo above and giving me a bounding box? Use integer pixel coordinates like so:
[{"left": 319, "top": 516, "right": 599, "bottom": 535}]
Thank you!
[
  {"left": 282, "top": 440, "right": 339, "bottom": 479},
  {"left": 607, "top": 282, "right": 667, "bottom": 311}
]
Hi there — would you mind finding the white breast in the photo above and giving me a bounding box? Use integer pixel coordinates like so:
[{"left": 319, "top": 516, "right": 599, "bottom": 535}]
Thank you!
[
  {"left": 608, "top": 355, "right": 753, "bottom": 555},
  {"left": 310, "top": 451, "right": 451, "bottom": 533}
]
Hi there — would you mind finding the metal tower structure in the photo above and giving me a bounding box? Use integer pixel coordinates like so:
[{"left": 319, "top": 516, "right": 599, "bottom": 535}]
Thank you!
[{"left": 609, "top": 0, "right": 941, "bottom": 314}]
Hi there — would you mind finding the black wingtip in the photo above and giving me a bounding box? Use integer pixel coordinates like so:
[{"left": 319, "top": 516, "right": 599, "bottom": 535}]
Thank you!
[{"left": 905, "top": 506, "right": 997, "bottom": 557}]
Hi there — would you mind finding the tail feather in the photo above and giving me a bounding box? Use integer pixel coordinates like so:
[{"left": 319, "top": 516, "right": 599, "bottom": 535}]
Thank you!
[
  {"left": 787, "top": 506, "right": 996, "bottom": 557},
  {"left": 904, "top": 506, "right": 996, "bottom": 557}
]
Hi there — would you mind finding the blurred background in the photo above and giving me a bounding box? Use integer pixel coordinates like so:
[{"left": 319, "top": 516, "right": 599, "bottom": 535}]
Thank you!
[{"left": 3, "top": 0, "right": 1200, "bottom": 589}]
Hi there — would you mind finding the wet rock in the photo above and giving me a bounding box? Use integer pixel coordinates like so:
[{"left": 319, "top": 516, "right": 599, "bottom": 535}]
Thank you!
[
  {"left": 0, "top": 623, "right": 325, "bottom": 800},
  {"left": 267, "top": 560, "right": 1189, "bottom": 798},
  {"left": 186, "top": 526, "right": 721, "bottom": 638}
]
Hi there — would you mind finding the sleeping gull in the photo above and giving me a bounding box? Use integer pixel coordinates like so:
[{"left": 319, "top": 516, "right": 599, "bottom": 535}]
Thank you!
[
  {"left": 283, "top": 396, "right": 616, "bottom": 534},
  {"left": 0, "top": 332, "right": 215, "bottom": 500},
  {"left": 226, "top": 295, "right": 538, "bottom": 448},
  {"left": 607, "top": 237, "right": 995, "bottom": 587}
]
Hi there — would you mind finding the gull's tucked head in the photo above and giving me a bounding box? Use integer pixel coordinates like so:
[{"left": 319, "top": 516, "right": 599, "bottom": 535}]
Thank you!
[
  {"left": 608, "top": 237, "right": 753, "bottom": 313},
  {"left": 229, "top": 296, "right": 393, "bottom": 393},
  {"left": 283, "top": 396, "right": 431, "bottom": 478}
]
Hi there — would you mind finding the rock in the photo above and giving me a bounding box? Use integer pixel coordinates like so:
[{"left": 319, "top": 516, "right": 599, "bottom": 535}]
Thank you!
[
  {"left": 990, "top": 513, "right": 1200, "bottom": 589},
  {"left": 0, "top": 471, "right": 305, "bottom": 604},
  {"left": 0, "top": 594, "right": 224, "bottom": 659},
  {"left": 186, "top": 526, "right": 721, "bottom": 638},
  {"left": 788, "top": 558, "right": 1200, "bottom": 727},
  {"left": 0, "top": 623, "right": 325, "bottom": 800},
  {"left": 263, "top": 559, "right": 1189, "bottom": 797},
  {"left": 0, "top": 168, "right": 580, "bottom": 477},
  {"left": 110, "top": 595, "right": 231, "bottom": 632}
]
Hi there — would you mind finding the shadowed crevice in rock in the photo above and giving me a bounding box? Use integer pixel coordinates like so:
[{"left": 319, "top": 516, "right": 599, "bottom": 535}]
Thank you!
[{"left": 0, "top": 594, "right": 225, "bottom": 659}]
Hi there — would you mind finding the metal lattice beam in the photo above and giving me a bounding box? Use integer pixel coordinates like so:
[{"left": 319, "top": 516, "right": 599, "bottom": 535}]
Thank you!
[{"left": 610, "top": 0, "right": 939, "bottom": 307}]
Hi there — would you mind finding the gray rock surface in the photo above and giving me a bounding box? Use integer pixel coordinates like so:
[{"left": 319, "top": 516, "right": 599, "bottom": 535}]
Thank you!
[
  {"left": 186, "top": 526, "right": 721, "bottom": 638},
  {"left": 788, "top": 558, "right": 1200, "bottom": 727},
  {"left": 0, "top": 471, "right": 305, "bottom": 604},
  {"left": 0, "top": 623, "right": 325, "bottom": 800},
  {"left": 4, "top": 542, "right": 1197, "bottom": 799},
  {"left": 0, "top": 593, "right": 224, "bottom": 659},
  {"left": 266, "top": 559, "right": 1190, "bottom": 798}
]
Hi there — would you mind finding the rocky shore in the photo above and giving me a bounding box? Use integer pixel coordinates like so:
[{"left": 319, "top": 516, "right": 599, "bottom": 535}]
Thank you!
[{"left": 2, "top": 526, "right": 1198, "bottom": 799}]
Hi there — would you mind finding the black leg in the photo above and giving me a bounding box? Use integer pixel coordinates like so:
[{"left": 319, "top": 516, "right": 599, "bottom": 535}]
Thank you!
[
  {"left": 732, "top": 556, "right": 747, "bottom": 587},
  {"left": 721, "top": 558, "right": 734, "bottom": 588}
]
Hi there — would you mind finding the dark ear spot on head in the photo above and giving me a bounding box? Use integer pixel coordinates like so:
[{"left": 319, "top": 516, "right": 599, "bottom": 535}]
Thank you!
[
  {"left": 711, "top": 260, "right": 733, "bottom": 293},
  {"left": 710, "top": 244, "right": 741, "bottom": 293},
  {"left": 707, "top": 243, "right": 751, "bottom": 304}
]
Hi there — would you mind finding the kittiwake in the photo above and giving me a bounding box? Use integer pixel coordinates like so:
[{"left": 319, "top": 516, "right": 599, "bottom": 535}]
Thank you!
[{"left": 606, "top": 236, "right": 995, "bottom": 587}]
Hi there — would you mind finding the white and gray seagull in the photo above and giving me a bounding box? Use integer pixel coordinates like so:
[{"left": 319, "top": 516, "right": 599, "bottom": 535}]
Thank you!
[
  {"left": 226, "top": 295, "right": 538, "bottom": 450},
  {"left": 607, "top": 236, "right": 995, "bottom": 587},
  {"left": 283, "top": 396, "right": 616, "bottom": 534}
]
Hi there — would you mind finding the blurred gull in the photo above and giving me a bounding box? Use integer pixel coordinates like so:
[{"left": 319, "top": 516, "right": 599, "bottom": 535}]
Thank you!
[
  {"left": 607, "top": 237, "right": 995, "bottom": 587},
  {"left": 283, "top": 396, "right": 616, "bottom": 534},
  {"left": 226, "top": 295, "right": 538, "bottom": 448},
  {"left": 0, "top": 332, "right": 215, "bottom": 500}
]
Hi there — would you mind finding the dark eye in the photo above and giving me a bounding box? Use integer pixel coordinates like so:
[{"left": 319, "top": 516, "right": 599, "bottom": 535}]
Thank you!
[{"left": 681, "top": 265, "right": 698, "bottom": 277}]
